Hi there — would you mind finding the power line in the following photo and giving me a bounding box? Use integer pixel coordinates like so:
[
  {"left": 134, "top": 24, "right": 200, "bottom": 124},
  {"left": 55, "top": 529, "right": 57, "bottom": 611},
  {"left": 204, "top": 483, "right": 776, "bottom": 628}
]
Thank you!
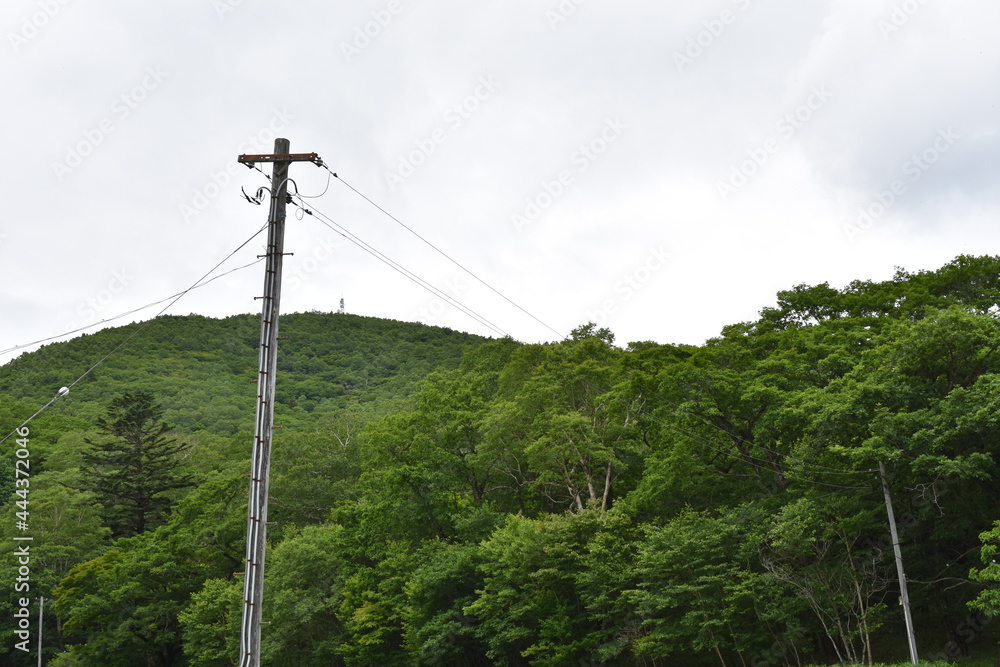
[
  {"left": 253, "top": 162, "right": 519, "bottom": 339},
  {"left": 295, "top": 196, "right": 508, "bottom": 337},
  {"left": 325, "top": 167, "right": 566, "bottom": 341},
  {"left": 248, "top": 164, "right": 508, "bottom": 335},
  {"left": 0, "top": 256, "right": 264, "bottom": 359},
  {"left": 289, "top": 194, "right": 510, "bottom": 338},
  {"left": 289, "top": 170, "right": 333, "bottom": 199},
  {"left": 1, "top": 159, "right": 872, "bottom": 494},
  {"left": 297, "top": 163, "right": 872, "bottom": 487},
  {"left": 0, "top": 223, "right": 270, "bottom": 446}
]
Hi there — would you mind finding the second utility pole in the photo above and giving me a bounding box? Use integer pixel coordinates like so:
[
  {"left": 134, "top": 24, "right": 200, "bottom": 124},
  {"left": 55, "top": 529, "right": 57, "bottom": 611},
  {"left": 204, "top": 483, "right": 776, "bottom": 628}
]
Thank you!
[
  {"left": 237, "top": 138, "right": 323, "bottom": 667},
  {"left": 879, "top": 461, "right": 919, "bottom": 665}
]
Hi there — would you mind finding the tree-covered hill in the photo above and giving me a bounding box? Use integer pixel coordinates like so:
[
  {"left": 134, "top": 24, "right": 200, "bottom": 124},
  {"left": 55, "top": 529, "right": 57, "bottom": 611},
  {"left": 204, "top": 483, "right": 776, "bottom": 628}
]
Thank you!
[
  {"left": 0, "top": 311, "right": 489, "bottom": 434},
  {"left": 6, "top": 257, "right": 1000, "bottom": 666}
]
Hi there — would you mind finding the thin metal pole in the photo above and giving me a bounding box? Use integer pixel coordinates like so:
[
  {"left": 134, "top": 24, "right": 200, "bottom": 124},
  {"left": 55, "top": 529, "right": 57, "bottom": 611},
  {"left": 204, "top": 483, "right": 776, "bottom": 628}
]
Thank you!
[
  {"left": 239, "top": 138, "right": 290, "bottom": 667},
  {"left": 879, "top": 461, "right": 919, "bottom": 664}
]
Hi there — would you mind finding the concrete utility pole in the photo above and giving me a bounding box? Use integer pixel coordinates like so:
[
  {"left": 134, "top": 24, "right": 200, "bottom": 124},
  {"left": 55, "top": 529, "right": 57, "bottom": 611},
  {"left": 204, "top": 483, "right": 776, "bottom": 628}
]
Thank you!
[
  {"left": 236, "top": 139, "right": 322, "bottom": 667},
  {"left": 879, "top": 461, "right": 919, "bottom": 665}
]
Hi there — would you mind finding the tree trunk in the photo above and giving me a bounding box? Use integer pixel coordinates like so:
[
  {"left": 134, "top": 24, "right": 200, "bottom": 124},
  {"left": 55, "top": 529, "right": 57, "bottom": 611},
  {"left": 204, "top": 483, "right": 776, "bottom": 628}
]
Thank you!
[{"left": 601, "top": 461, "right": 613, "bottom": 511}]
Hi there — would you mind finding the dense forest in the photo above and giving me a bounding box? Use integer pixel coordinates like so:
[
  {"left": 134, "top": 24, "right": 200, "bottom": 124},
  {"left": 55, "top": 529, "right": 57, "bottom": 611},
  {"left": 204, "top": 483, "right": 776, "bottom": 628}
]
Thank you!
[{"left": 4, "top": 257, "right": 1000, "bottom": 665}]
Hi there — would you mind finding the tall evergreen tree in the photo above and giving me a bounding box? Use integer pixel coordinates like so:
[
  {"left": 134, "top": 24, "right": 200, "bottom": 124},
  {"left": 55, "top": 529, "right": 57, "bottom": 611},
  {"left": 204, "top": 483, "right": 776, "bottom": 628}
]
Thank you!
[{"left": 83, "top": 390, "right": 193, "bottom": 537}]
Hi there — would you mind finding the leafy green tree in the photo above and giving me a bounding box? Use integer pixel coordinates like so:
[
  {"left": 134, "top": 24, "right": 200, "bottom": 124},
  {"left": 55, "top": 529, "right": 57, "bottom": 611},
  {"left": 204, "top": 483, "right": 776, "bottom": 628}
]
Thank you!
[
  {"left": 621, "top": 506, "right": 811, "bottom": 667},
  {"left": 268, "top": 409, "right": 366, "bottom": 527},
  {"left": 759, "top": 495, "right": 887, "bottom": 665},
  {"left": 83, "top": 390, "right": 193, "bottom": 537},
  {"left": 54, "top": 468, "right": 245, "bottom": 665},
  {"left": 9, "top": 257, "right": 1000, "bottom": 664},
  {"left": 465, "top": 511, "right": 610, "bottom": 666},
  {"left": 0, "top": 471, "right": 110, "bottom": 664},
  {"left": 336, "top": 538, "right": 413, "bottom": 667},
  {"left": 806, "top": 306, "right": 1000, "bottom": 620},
  {"left": 482, "top": 335, "right": 636, "bottom": 514},
  {"left": 258, "top": 524, "right": 351, "bottom": 666},
  {"left": 179, "top": 578, "right": 242, "bottom": 666},
  {"left": 403, "top": 540, "right": 489, "bottom": 665},
  {"left": 970, "top": 519, "right": 1000, "bottom": 617}
]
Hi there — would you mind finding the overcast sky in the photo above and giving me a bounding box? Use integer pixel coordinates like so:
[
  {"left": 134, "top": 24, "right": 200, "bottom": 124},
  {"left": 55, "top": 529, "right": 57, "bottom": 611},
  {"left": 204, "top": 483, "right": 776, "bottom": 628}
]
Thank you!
[{"left": 2, "top": 0, "right": 998, "bottom": 364}]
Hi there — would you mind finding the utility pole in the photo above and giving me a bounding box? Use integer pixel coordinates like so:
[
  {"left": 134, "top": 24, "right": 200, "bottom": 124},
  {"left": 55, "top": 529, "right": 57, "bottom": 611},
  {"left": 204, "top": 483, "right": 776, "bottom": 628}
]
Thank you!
[
  {"left": 236, "top": 139, "right": 322, "bottom": 667},
  {"left": 879, "top": 461, "right": 919, "bottom": 665}
]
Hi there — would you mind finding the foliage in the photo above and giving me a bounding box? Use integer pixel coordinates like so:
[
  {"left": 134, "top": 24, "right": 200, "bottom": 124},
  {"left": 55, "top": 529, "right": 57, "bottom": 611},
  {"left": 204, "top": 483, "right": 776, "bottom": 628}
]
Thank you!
[
  {"left": 4, "top": 258, "right": 1000, "bottom": 663},
  {"left": 83, "top": 390, "right": 193, "bottom": 537},
  {"left": 970, "top": 519, "right": 1000, "bottom": 616},
  {"left": 53, "top": 467, "right": 246, "bottom": 665}
]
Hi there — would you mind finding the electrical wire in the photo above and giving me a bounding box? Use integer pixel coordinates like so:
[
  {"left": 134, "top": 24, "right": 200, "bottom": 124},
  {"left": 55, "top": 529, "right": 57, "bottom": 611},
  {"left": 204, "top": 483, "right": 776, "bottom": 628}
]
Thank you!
[
  {"left": 0, "top": 257, "right": 264, "bottom": 359},
  {"left": 653, "top": 405, "right": 878, "bottom": 485},
  {"left": 295, "top": 195, "right": 509, "bottom": 337},
  {"left": 250, "top": 162, "right": 514, "bottom": 338},
  {"left": 290, "top": 170, "right": 333, "bottom": 199},
  {"left": 325, "top": 166, "right": 566, "bottom": 341},
  {"left": 0, "top": 223, "right": 269, "bottom": 446},
  {"left": 1, "top": 158, "right": 875, "bottom": 494},
  {"left": 252, "top": 162, "right": 883, "bottom": 491},
  {"left": 289, "top": 162, "right": 874, "bottom": 489},
  {"left": 540, "top": 366, "right": 880, "bottom": 492},
  {"left": 288, "top": 194, "right": 510, "bottom": 339}
]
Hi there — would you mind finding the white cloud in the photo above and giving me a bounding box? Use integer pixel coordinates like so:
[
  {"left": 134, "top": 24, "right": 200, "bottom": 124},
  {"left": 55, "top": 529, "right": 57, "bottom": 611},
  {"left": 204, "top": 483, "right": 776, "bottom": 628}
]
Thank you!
[{"left": 2, "top": 0, "right": 998, "bottom": 357}]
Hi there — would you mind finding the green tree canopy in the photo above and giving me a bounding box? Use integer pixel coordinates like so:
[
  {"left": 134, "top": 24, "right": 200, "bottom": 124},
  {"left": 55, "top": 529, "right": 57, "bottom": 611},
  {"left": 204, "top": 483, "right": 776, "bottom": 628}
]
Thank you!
[{"left": 83, "top": 390, "right": 193, "bottom": 537}]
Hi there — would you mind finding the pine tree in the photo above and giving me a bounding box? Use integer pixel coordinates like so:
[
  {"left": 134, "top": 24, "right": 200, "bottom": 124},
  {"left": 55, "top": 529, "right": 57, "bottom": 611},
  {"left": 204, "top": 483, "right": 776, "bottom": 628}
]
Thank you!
[{"left": 83, "top": 390, "right": 193, "bottom": 537}]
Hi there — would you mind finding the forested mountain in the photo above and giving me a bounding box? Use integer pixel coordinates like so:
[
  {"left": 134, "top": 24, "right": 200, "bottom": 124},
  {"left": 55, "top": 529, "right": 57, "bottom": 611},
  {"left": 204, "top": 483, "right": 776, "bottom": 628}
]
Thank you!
[
  {"left": 0, "top": 312, "right": 487, "bottom": 431},
  {"left": 4, "top": 257, "right": 1000, "bottom": 665}
]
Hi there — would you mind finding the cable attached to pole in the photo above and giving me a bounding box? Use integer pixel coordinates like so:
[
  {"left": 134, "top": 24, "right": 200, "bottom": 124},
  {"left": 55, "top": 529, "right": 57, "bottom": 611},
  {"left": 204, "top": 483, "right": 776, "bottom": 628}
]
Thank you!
[
  {"left": 326, "top": 166, "right": 565, "bottom": 340},
  {"left": 0, "top": 224, "right": 270, "bottom": 445}
]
